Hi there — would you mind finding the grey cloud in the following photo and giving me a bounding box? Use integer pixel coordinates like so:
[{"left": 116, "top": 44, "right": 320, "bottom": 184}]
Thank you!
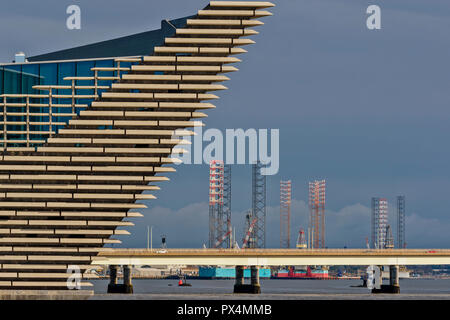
[{"left": 118, "top": 199, "right": 450, "bottom": 249}]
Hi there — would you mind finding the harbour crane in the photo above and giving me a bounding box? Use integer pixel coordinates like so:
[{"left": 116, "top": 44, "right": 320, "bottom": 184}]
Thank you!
[
  {"left": 242, "top": 217, "right": 258, "bottom": 249},
  {"left": 214, "top": 219, "right": 232, "bottom": 248}
]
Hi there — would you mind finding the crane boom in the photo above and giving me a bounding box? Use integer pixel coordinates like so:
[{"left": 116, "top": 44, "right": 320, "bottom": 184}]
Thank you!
[
  {"left": 214, "top": 219, "right": 232, "bottom": 248},
  {"left": 242, "top": 218, "right": 258, "bottom": 249}
]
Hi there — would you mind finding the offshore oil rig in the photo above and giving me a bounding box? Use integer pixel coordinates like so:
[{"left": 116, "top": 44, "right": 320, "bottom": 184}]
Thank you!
[
  {"left": 207, "top": 162, "right": 330, "bottom": 279},
  {"left": 208, "top": 160, "right": 266, "bottom": 250},
  {"left": 202, "top": 160, "right": 270, "bottom": 279}
]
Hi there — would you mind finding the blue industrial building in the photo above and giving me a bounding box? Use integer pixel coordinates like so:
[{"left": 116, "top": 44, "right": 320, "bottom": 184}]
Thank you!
[{"left": 199, "top": 267, "right": 271, "bottom": 279}]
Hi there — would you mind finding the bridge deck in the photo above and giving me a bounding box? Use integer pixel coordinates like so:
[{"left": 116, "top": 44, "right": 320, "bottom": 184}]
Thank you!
[
  {"left": 98, "top": 248, "right": 450, "bottom": 256},
  {"left": 93, "top": 249, "right": 450, "bottom": 266}
]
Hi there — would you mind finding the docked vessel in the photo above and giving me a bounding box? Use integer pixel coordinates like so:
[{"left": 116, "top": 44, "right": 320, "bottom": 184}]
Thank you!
[{"left": 273, "top": 266, "right": 329, "bottom": 279}]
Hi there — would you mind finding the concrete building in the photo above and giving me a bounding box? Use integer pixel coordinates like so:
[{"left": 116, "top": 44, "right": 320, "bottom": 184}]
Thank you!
[{"left": 0, "top": 1, "right": 274, "bottom": 290}]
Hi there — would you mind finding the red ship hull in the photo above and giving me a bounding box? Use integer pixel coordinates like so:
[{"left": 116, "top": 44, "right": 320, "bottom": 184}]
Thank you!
[{"left": 274, "top": 266, "right": 329, "bottom": 279}]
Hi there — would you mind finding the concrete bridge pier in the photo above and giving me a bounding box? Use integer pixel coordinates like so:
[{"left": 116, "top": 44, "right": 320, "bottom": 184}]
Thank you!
[
  {"left": 107, "top": 265, "right": 134, "bottom": 294},
  {"left": 123, "top": 265, "right": 134, "bottom": 293},
  {"left": 235, "top": 266, "right": 244, "bottom": 286},
  {"left": 107, "top": 265, "right": 118, "bottom": 293},
  {"left": 388, "top": 265, "right": 400, "bottom": 293},
  {"left": 372, "top": 265, "right": 400, "bottom": 294},
  {"left": 250, "top": 266, "right": 261, "bottom": 293},
  {"left": 233, "top": 266, "right": 261, "bottom": 294}
]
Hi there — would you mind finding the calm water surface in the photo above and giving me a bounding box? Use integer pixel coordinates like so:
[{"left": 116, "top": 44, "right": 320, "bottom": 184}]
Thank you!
[{"left": 91, "top": 278, "right": 450, "bottom": 295}]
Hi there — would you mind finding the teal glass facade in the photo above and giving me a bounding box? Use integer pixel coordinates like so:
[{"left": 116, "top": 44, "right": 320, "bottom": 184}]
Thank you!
[{"left": 0, "top": 59, "right": 136, "bottom": 146}]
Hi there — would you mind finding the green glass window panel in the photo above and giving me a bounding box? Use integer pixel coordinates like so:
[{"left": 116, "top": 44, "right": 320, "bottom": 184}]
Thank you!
[
  {"left": 39, "top": 63, "right": 58, "bottom": 133},
  {"left": 95, "top": 59, "right": 114, "bottom": 95},
  {"left": 59, "top": 62, "right": 76, "bottom": 84},
  {"left": 21, "top": 64, "right": 40, "bottom": 94},
  {"left": 2, "top": 65, "right": 23, "bottom": 133},
  {"left": 3, "top": 65, "right": 21, "bottom": 94},
  {"left": 55, "top": 62, "right": 77, "bottom": 132},
  {"left": 0, "top": 67, "right": 3, "bottom": 95},
  {"left": 22, "top": 65, "right": 43, "bottom": 132},
  {"left": 76, "top": 61, "right": 95, "bottom": 105},
  {"left": 57, "top": 62, "right": 75, "bottom": 104},
  {"left": 40, "top": 63, "right": 58, "bottom": 85}
]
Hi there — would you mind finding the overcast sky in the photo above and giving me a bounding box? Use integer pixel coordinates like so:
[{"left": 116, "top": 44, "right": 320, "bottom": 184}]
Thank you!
[{"left": 1, "top": 0, "right": 450, "bottom": 248}]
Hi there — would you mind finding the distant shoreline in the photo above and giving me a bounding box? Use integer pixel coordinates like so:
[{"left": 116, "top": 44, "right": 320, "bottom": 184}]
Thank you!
[{"left": 95, "top": 276, "right": 450, "bottom": 281}]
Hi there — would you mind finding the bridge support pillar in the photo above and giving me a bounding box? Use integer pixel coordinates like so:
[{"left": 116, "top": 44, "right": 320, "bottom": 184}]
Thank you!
[
  {"left": 372, "top": 265, "right": 400, "bottom": 294},
  {"left": 235, "top": 266, "right": 244, "bottom": 286},
  {"left": 108, "top": 265, "right": 118, "bottom": 285},
  {"left": 250, "top": 266, "right": 261, "bottom": 293},
  {"left": 233, "top": 266, "right": 261, "bottom": 294},
  {"left": 107, "top": 265, "right": 134, "bottom": 294},
  {"left": 123, "top": 265, "right": 134, "bottom": 293},
  {"left": 388, "top": 265, "right": 400, "bottom": 293}
]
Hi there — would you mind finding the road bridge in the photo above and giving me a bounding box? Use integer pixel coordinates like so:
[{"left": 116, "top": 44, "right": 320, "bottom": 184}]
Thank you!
[
  {"left": 93, "top": 248, "right": 450, "bottom": 294},
  {"left": 94, "top": 248, "right": 450, "bottom": 266}
]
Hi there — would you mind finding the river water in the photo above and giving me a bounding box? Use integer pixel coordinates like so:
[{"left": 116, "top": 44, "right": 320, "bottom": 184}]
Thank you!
[{"left": 90, "top": 278, "right": 450, "bottom": 295}]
